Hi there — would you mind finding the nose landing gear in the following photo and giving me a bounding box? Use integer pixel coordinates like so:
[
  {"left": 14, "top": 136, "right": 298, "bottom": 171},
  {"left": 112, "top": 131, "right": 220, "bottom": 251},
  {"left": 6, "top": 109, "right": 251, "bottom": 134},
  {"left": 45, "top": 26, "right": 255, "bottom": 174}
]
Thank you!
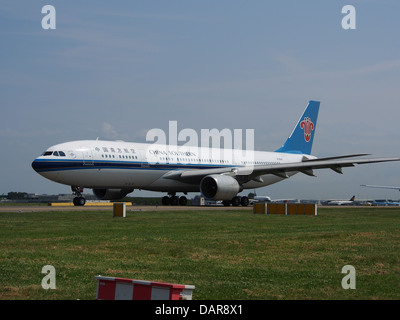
[{"left": 71, "top": 186, "right": 86, "bottom": 206}]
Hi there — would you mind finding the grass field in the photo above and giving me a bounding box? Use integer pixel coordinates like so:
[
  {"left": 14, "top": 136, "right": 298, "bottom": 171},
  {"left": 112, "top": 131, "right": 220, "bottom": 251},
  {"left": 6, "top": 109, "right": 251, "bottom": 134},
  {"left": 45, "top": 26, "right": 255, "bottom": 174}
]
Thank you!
[{"left": 0, "top": 206, "right": 399, "bottom": 300}]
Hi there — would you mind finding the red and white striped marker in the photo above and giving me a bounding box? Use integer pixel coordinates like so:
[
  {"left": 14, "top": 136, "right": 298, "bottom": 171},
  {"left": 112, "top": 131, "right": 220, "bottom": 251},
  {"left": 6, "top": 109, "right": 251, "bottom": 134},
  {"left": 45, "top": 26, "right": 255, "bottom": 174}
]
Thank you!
[{"left": 95, "top": 276, "right": 195, "bottom": 300}]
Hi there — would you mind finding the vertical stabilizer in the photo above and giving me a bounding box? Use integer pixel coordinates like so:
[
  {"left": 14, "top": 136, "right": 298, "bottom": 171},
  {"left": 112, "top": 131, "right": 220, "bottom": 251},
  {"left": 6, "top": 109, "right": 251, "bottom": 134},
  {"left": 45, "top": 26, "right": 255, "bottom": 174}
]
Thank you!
[{"left": 275, "top": 100, "right": 320, "bottom": 155}]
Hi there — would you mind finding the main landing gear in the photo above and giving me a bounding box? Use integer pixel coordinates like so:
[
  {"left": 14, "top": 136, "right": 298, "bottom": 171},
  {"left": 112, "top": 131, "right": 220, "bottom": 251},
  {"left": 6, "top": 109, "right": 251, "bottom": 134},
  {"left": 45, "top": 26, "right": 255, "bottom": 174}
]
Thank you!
[
  {"left": 160, "top": 194, "right": 250, "bottom": 207},
  {"left": 161, "top": 193, "right": 188, "bottom": 206},
  {"left": 71, "top": 186, "right": 86, "bottom": 206},
  {"left": 222, "top": 196, "right": 249, "bottom": 207}
]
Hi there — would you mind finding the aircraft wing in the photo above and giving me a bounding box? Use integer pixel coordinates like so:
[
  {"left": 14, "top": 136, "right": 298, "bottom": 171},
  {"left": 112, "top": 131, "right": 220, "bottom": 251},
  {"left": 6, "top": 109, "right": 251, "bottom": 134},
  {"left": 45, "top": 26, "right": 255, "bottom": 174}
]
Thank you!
[
  {"left": 243, "top": 156, "right": 400, "bottom": 181},
  {"left": 361, "top": 184, "right": 400, "bottom": 190},
  {"left": 163, "top": 155, "right": 400, "bottom": 184}
]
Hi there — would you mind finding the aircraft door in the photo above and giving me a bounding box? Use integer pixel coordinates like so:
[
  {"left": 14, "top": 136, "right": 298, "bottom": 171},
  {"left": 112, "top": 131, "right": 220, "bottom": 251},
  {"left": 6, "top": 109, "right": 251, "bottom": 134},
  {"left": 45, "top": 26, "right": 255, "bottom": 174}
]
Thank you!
[
  {"left": 137, "top": 149, "right": 149, "bottom": 168},
  {"left": 83, "top": 149, "right": 94, "bottom": 165}
]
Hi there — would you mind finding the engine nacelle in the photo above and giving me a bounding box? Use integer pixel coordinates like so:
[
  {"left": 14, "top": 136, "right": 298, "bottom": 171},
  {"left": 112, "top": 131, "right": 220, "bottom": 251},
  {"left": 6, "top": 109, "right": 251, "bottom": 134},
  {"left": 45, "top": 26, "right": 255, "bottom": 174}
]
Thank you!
[
  {"left": 200, "top": 175, "right": 241, "bottom": 200},
  {"left": 93, "top": 188, "right": 133, "bottom": 200}
]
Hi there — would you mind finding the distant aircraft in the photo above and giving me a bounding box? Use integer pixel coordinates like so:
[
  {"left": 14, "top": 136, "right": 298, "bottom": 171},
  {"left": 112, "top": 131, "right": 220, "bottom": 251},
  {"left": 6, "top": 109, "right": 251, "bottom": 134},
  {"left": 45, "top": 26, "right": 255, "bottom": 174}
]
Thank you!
[
  {"left": 372, "top": 199, "right": 400, "bottom": 206},
  {"left": 251, "top": 195, "right": 299, "bottom": 204},
  {"left": 32, "top": 100, "right": 400, "bottom": 206},
  {"left": 360, "top": 185, "right": 400, "bottom": 206},
  {"left": 252, "top": 196, "right": 272, "bottom": 203},
  {"left": 326, "top": 195, "right": 355, "bottom": 206}
]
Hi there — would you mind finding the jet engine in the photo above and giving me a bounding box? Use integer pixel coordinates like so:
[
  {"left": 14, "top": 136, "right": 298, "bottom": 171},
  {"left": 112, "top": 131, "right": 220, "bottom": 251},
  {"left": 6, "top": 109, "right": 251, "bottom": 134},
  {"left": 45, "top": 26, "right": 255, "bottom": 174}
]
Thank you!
[
  {"left": 93, "top": 188, "right": 133, "bottom": 200},
  {"left": 200, "top": 175, "right": 241, "bottom": 200}
]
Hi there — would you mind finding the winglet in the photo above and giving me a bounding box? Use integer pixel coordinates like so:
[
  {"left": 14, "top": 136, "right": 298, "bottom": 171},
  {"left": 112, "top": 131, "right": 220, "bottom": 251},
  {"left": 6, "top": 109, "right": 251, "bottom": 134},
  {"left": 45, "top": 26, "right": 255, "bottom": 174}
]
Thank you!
[{"left": 275, "top": 100, "right": 320, "bottom": 155}]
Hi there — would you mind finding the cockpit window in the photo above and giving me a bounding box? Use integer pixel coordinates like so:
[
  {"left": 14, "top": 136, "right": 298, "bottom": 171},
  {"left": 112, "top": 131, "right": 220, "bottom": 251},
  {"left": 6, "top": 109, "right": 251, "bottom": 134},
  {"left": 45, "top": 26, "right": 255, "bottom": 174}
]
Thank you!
[{"left": 41, "top": 151, "right": 66, "bottom": 157}]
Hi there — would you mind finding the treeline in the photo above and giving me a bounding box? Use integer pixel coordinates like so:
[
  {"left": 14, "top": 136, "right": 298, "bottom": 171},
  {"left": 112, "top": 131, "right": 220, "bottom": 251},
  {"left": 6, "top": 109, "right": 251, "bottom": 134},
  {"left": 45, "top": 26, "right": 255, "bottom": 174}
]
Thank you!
[
  {"left": 6, "top": 192, "right": 29, "bottom": 200},
  {"left": 120, "top": 197, "right": 193, "bottom": 205}
]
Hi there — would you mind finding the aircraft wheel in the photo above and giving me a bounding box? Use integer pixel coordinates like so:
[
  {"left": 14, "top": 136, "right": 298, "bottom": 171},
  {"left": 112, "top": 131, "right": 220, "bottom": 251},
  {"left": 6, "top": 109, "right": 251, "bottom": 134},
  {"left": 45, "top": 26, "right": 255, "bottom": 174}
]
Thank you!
[
  {"left": 73, "top": 197, "right": 86, "bottom": 206},
  {"left": 179, "top": 196, "right": 187, "bottom": 206},
  {"left": 240, "top": 196, "right": 249, "bottom": 207},
  {"left": 222, "top": 200, "right": 231, "bottom": 206},
  {"left": 162, "top": 196, "right": 170, "bottom": 205},
  {"left": 231, "top": 196, "right": 240, "bottom": 206},
  {"left": 170, "top": 195, "right": 179, "bottom": 206}
]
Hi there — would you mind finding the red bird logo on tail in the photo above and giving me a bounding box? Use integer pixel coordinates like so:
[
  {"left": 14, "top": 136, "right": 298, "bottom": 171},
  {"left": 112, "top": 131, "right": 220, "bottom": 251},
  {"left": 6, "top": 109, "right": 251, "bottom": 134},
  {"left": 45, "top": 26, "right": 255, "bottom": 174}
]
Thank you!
[{"left": 300, "top": 117, "right": 314, "bottom": 142}]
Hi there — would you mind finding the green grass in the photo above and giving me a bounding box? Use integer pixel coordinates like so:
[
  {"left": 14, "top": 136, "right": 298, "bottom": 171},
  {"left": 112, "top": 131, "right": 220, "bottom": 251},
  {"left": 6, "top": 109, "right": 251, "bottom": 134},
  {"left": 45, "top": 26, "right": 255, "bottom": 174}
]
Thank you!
[{"left": 0, "top": 207, "right": 399, "bottom": 300}]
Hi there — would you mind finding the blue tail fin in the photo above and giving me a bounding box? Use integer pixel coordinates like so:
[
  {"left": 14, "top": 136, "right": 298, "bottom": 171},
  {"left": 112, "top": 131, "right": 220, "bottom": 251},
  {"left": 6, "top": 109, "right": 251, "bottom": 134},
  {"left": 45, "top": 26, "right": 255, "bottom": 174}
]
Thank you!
[{"left": 275, "top": 100, "right": 320, "bottom": 155}]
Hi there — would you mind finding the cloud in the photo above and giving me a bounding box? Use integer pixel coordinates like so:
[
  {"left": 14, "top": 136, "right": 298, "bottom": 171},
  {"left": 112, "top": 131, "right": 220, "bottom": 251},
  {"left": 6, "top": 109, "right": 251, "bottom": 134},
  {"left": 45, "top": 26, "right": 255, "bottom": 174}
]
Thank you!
[
  {"left": 273, "top": 54, "right": 309, "bottom": 74},
  {"left": 0, "top": 128, "right": 62, "bottom": 140},
  {"left": 346, "top": 59, "right": 400, "bottom": 76},
  {"left": 102, "top": 122, "right": 118, "bottom": 139}
]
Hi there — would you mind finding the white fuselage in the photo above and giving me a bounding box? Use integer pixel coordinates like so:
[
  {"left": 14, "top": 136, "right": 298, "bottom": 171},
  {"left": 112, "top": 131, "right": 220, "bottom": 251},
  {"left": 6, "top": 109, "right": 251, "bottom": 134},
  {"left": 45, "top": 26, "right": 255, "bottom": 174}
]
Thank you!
[{"left": 32, "top": 140, "right": 312, "bottom": 193}]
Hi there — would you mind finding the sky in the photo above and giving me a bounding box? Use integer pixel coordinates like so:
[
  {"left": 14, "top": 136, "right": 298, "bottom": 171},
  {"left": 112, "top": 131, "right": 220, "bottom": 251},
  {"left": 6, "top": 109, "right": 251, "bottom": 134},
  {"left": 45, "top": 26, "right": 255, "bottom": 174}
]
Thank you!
[{"left": 1, "top": 0, "right": 400, "bottom": 200}]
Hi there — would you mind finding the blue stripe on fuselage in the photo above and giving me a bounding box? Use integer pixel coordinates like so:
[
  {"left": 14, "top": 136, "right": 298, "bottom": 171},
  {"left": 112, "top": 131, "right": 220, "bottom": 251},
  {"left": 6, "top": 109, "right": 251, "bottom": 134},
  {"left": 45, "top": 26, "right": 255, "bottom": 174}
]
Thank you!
[{"left": 31, "top": 159, "right": 234, "bottom": 172}]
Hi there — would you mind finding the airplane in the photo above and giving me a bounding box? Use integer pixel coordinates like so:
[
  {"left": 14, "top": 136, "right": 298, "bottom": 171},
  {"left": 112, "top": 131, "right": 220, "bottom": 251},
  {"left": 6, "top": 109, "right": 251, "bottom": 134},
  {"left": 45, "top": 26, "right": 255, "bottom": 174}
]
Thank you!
[
  {"left": 360, "top": 185, "right": 400, "bottom": 206},
  {"left": 326, "top": 195, "right": 356, "bottom": 206},
  {"left": 250, "top": 191, "right": 297, "bottom": 204},
  {"left": 372, "top": 199, "right": 400, "bottom": 206},
  {"left": 252, "top": 196, "right": 299, "bottom": 204},
  {"left": 31, "top": 100, "right": 400, "bottom": 206},
  {"left": 252, "top": 196, "right": 272, "bottom": 203}
]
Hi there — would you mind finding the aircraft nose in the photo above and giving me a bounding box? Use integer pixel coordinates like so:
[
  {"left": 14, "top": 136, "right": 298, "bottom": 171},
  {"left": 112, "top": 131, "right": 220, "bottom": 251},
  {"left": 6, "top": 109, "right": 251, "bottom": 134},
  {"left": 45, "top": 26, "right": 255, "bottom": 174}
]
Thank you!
[{"left": 31, "top": 159, "right": 41, "bottom": 172}]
